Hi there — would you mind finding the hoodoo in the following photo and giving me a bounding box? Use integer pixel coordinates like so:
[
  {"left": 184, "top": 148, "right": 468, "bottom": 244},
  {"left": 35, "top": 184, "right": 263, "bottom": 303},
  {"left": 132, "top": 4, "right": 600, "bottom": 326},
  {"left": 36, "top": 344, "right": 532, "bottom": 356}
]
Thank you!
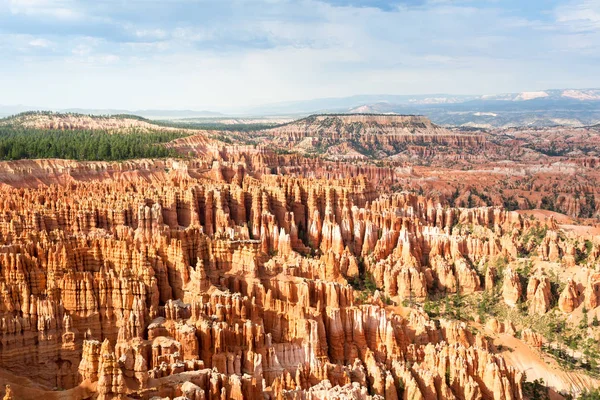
[{"left": 0, "top": 104, "right": 599, "bottom": 400}]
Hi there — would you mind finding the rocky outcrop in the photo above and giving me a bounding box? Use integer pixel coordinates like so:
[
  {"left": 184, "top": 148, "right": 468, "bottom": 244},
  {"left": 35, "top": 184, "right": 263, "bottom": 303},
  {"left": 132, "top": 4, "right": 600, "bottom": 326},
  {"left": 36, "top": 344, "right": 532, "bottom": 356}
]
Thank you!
[
  {"left": 502, "top": 268, "right": 522, "bottom": 307},
  {"left": 486, "top": 318, "right": 516, "bottom": 336},
  {"left": 559, "top": 279, "right": 581, "bottom": 313},
  {"left": 521, "top": 329, "right": 544, "bottom": 349},
  {"left": 584, "top": 273, "right": 600, "bottom": 310},
  {"left": 526, "top": 275, "right": 552, "bottom": 315},
  {"left": 2, "top": 386, "right": 13, "bottom": 400}
]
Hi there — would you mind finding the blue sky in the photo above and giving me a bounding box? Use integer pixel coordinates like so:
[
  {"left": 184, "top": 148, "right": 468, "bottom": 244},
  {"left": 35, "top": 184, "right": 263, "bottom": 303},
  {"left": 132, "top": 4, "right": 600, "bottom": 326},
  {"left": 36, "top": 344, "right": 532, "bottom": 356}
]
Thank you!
[{"left": 0, "top": 0, "right": 599, "bottom": 110}]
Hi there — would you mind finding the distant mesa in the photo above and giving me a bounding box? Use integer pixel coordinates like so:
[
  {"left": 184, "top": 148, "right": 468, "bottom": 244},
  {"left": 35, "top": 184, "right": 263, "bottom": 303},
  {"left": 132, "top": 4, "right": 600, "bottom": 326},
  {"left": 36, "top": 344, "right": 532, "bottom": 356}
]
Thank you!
[
  {"left": 266, "top": 113, "right": 444, "bottom": 133},
  {"left": 260, "top": 113, "right": 485, "bottom": 160}
]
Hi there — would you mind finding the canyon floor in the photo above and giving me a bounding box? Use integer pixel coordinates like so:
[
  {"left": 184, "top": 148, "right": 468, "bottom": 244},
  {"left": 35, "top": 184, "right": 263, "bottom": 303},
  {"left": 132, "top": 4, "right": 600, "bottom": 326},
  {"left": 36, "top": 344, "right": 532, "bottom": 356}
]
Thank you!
[{"left": 0, "top": 113, "right": 598, "bottom": 400}]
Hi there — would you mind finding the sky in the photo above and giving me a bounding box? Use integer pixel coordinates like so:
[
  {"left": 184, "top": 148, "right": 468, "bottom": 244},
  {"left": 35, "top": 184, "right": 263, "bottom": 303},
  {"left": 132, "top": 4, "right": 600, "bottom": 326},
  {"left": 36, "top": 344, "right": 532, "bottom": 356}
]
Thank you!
[{"left": 1, "top": 0, "right": 599, "bottom": 111}]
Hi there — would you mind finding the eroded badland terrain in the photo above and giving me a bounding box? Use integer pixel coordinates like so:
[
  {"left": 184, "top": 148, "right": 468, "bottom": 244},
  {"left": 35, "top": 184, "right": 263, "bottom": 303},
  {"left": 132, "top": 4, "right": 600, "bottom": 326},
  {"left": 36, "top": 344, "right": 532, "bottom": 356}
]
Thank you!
[{"left": 0, "top": 112, "right": 599, "bottom": 400}]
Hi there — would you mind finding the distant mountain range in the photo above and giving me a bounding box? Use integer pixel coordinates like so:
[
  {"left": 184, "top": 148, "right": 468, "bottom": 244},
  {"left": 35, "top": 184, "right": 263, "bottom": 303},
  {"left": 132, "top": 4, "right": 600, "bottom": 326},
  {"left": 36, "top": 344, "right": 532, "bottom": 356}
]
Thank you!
[
  {"left": 3, "top": 88, "right": 600, "bottom": 128},
  {"left": 0, "top": 106, "right": 223, "bottom": 120},
  {"left": 243, "top": 89, "right": 600, "bottom": 127}
]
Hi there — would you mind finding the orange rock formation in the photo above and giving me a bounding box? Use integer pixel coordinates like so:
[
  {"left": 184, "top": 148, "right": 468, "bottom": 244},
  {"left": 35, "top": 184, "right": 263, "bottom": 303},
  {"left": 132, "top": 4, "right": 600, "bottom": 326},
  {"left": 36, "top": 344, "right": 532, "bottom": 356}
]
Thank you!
[
  {"left": 0, "top": 115, "right": 598, "bottom": 399},
  {"left": 0, "top": 155, "right": 532, "bottom": 399}
]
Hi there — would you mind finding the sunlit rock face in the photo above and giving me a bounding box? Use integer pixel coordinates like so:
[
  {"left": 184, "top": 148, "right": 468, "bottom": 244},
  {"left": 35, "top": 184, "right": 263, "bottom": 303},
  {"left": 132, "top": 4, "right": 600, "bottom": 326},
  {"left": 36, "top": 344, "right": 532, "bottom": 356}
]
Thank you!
[
  {"left": 3, "top": 115, "right": 600, "bottom": 400},
  {"left": 0, "top": 150, "right": 536, "bottom": 400}
]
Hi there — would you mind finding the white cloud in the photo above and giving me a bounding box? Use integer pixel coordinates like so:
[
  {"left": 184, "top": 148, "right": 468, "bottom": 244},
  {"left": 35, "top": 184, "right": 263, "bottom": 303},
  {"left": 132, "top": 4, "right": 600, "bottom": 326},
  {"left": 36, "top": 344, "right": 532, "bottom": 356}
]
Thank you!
[
  {"left": 555, "top": 0, "right": 600, "bottom": 28},
  {"left": 133, "top": 29, "right": 168, "bottom": 40},
  {"left": 7, "top": 0, "right": 82, "bottom": 19},
  {"left": 551, "top": 0, "right": 600, "bottom": 54},
  {"left": 28, "top": 38, "right": 53, "bottom": 47},
  {"left": 71, "top": 44, "right": 91, "bottom": 56},
  {"left": 0, "top": 0, "right": 599, "bottom": 109}
]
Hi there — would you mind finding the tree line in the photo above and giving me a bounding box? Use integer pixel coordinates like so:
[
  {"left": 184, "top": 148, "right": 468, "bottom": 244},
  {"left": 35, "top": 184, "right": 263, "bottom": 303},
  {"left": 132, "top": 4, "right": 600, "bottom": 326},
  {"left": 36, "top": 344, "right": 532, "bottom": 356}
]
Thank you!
[{"left": 0, "top": 127, "right": 188, "bottom": 161}]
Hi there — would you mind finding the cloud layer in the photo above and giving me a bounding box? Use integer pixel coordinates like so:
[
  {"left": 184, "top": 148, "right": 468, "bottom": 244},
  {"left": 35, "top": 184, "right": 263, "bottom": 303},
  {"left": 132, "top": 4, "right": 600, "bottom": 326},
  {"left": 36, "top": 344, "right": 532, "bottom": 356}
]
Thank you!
[{"left": 1, "top": 0, "right": 599, "bottom": 110}]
